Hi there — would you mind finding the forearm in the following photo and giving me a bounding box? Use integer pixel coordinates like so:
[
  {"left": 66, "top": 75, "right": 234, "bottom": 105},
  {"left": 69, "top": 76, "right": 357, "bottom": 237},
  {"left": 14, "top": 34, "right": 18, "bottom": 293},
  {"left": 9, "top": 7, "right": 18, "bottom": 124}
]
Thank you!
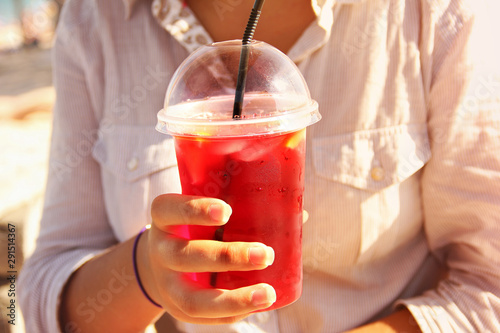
[
  {"left": 59, "top": 233, "right": 164, "bottom": 332},
  {"left": 346, "top": 309, "right": 421, "bottom": 333}
]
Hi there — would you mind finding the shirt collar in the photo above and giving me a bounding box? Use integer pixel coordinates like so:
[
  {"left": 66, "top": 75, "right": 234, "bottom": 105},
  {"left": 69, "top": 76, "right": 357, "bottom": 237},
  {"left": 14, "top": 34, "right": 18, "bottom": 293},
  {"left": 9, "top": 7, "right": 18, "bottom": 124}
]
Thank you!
[
  {"left": 122, "top": 0, "right": 365, "bottom": 20},
  {"left": 123, "top": 0, "right": 365, "bottom": 56}
]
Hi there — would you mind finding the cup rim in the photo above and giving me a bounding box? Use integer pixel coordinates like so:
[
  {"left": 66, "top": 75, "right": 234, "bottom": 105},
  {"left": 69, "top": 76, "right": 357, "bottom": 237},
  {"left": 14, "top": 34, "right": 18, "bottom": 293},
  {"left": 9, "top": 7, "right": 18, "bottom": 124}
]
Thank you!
[{"left": 156, "top": 99, "right": 320, "bottom": 138}]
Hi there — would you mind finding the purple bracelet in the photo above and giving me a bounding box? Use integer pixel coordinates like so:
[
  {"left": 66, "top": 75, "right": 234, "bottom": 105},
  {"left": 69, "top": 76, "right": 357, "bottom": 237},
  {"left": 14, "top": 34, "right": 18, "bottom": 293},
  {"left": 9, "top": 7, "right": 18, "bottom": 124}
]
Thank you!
[{"left": 133, "top": 225, "right": 162, "bottom": 308}]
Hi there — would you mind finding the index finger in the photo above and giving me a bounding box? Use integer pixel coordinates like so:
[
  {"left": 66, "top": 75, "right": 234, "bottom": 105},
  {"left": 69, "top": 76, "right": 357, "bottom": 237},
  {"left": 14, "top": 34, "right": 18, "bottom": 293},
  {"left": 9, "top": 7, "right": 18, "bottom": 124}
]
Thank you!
[{"left": 151, "top": 193, "right": 232, "bottom": 229}]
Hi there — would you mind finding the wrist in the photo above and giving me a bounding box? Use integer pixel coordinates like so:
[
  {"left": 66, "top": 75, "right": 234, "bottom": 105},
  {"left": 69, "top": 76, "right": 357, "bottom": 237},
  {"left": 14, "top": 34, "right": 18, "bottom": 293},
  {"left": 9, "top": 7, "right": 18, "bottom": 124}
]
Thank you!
[{"left": 135, "top": 226, "right": 163, "bottom": 309}]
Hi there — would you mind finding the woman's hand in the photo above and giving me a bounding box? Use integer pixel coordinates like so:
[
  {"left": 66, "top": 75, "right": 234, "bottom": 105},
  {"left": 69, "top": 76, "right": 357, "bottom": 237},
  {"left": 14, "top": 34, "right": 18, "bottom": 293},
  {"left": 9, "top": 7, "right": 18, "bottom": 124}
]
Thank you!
[{"left": 138, "top": 193, "right": 276, "bottom": 325}]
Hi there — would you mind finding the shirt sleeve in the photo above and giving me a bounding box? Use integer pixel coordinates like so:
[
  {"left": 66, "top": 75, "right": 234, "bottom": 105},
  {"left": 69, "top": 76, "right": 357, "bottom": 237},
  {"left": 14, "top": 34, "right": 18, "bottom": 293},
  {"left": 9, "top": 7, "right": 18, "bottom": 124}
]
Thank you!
[
  {"left": 397, "top": 1, "right": 500, "bottom": 332},
  {"left": 18, "top": 1, "right": 117, "bottom": 332}
]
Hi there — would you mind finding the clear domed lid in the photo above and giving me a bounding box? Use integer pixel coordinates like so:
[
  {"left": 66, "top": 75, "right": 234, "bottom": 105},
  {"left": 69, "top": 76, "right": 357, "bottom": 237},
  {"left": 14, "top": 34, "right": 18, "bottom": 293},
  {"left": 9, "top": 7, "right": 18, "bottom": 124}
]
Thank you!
[{"left": 156, "top": 40, "right": 320, "bottom": 137}]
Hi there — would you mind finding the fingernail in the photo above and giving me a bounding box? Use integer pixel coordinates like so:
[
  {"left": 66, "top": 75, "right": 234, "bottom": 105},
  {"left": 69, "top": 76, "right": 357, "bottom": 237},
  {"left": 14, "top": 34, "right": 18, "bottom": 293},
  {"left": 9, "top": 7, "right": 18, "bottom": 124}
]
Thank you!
[
  {"left": 249, "top": 246, "right": 275, "bottom": 266},
  {"left": 251, "top": 286, "right": 276, "bottom": 307},
  {"left": 209, "top": 203, "right": 232, "bottom": 223}
]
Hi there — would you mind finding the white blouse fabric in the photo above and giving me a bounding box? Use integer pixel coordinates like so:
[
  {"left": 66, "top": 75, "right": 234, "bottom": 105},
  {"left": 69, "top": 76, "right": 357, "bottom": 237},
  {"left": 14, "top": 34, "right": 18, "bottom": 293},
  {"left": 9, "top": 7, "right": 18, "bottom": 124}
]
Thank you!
[{"left": 18, "top": 0, "right": 500, "bottom": 332}]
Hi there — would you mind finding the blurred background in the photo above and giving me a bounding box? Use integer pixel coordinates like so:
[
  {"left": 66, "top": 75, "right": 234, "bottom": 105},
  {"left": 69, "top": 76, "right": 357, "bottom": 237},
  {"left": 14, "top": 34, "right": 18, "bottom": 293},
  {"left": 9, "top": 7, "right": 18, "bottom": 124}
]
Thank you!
[{"left": 0, "top": 1, "right": 61, "bottom": 332}]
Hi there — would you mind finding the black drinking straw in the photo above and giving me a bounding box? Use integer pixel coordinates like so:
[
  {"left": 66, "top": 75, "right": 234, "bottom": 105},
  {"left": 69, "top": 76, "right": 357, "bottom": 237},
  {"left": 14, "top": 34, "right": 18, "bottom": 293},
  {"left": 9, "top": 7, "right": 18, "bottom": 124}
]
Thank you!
[
  {"left": 210, "top": 0, "right": 266, "bottom": 288},
  {"left": 232, "top": 0, "right": 266, "bottom": 118}
]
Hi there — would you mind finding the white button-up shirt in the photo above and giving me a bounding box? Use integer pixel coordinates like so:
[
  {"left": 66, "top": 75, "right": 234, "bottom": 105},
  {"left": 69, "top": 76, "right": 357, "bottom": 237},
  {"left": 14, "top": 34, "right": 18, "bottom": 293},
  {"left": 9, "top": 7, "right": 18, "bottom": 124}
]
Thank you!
[{"left": 18, "top": 0, "right": 500, "bottom": 332}]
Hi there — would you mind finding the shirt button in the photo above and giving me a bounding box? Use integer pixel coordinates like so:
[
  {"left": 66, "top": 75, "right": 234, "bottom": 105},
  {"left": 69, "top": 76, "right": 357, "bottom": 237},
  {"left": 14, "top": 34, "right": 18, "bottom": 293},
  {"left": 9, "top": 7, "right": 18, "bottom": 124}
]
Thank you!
[
  {"left": 127, "top": 157, "right": 139, "bottom": 171},
  {"left": 370, "top": 166, "right": 385, "bottom": 181}
]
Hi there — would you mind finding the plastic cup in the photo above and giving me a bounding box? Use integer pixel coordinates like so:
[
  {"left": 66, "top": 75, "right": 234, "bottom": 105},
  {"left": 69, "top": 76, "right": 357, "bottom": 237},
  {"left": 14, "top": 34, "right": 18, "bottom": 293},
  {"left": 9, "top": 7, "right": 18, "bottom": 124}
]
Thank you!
[{"left": 156, "top": 40, "right": 320, "bottom": 310}]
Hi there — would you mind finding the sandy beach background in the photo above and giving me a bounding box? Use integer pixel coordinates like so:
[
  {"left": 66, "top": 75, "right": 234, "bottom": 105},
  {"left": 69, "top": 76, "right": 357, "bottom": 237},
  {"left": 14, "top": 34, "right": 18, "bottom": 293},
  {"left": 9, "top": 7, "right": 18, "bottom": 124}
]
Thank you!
[
  {"left": 0, "top": 47, "right": 53, "bottom": 333},
  {"left": 0, "top": 2, "right": 57, "bottom": 331}
]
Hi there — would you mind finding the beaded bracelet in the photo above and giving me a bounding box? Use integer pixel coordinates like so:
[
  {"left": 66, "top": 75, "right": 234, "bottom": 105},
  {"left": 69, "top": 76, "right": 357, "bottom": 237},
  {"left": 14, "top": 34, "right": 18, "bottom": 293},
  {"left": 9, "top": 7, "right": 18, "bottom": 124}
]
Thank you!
[{"left": 133, "top": 225, "right": 162, "bottom": 308}]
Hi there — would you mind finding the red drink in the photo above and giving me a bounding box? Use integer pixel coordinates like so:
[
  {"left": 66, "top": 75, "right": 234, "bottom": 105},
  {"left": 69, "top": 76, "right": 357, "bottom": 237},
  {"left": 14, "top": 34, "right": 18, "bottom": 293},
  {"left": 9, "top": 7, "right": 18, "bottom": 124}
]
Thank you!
[
  {"left": 156, "top": 40, "right": 320, "bottom": 311},
  {"left": 172, "top": 128, "right": 305, "bottom": 310}
]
